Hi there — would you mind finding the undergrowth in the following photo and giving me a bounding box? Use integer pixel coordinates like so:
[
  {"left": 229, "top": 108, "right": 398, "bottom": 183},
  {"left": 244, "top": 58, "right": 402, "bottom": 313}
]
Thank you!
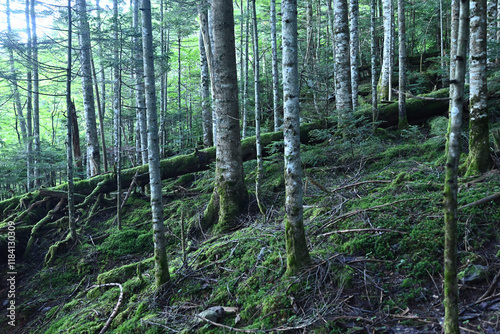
[{"left": 4, "top": 118, "right": 500, "bottom": 333}]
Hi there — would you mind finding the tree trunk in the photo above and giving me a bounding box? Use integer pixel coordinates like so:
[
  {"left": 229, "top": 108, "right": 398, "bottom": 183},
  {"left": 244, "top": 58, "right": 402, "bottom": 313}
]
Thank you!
[
  {"left": 201, "top": 0, "right": 248, "bottom": 233},
  {"left": 282, "top": 0, "right": 311, "bottom": 275},
  {"left": 77, "top": 0, "right": 101, "bottom": 178},
  {"left": 25, "top": 0, "right": 33, "bottom": 191},
  {"left": 443, "top": 1, "right": 469, "bottom": 333},
  {"left": 6, "top": 0, "right": 28, "bottom": 144},
  {"left": 133, "top": 0, "right": 148, "bottom": 165},
  {"left": 377, "top": 0, "right": 392, "bottom": 102},
  {"left": 271, "top": 0, "right": 281, "bottom": 131},
  {"left": 465, "top": 0, "right": 490, "bottom": 175},
  {"left": 31, "top": 0, "right": 41, "bottom": 187},
  {"left": 252, "top": 0, "right": 264, "bottom": 214},
  {"left": 398, "top": 0, "right": 408, "bottom": 129},
  {"left": 199, "top": 30, "right": 213, "bottom": 147},
  {"left": 349, "top": 0, "right": 359, "bottom": 110},
  {"left": 113, "top": 0, "right": 122, "bottom": 229},
  {"left": 66, "top": 0, "right": 76, "bottom": 241},
  {"left": 242, "top": 0, "right": 250, "bottom": 139},
  {"left": 141, "top": 0, "right": 171, "bottom": 288},
  {"left": 334, "top": 0, "right": 353, "bottom": 128},
  {"left": 371, "top": 0, "right": 378, "bottom": 125}
]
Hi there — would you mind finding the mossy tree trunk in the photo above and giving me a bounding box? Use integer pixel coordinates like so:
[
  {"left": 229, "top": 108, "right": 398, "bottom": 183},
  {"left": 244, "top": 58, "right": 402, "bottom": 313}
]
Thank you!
[
  {"left": 142, "top": 0, "right": 170, "bottom": 287},
  {"left": 377, "top": 0, "right": 392, "bottom": 102},
  {"left": 465, "top": 0, "right": 490, "bottom": 176},
  {"left": 282, "top": 0, "right": 311, "bottom": 275},
  {"left": 443, "top": 1, "right": 469, "bottom": 333},
  {"left": 397, "top": 0, "right": 408, "bottom": 130},
  {"left": 202, "top": 0, "right": 248, "bottom": 233}
]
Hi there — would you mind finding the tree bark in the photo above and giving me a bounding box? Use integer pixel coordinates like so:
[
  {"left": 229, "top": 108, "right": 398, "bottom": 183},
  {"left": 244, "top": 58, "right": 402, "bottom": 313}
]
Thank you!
[
  {"left": 398, "top": 0, "right": 408, "bottom": 129},
  {"left": 31, "top": 0, "right": 41, "bottom": 187},
  {"left": 282, "top": 0, "right": 311, "bottom": 275},
  {"left": 334, "top": 0, "right": 353, "bottom": 128},
  {"left": 202, "top": 0, "right": 248, "bottom": 232},
  {"left": 271, "top": 0, "right": 281, "bottom": 131},
  {"left": 465, "top": 0, "right": 490, "bottom": 175},
  {"left": 77, "top": 0, "right": 101, "bottom": 177},
  {"left": 377, "top": 0, "right": 393, "bottom": 102},
  {"left": 142, "top": 0, "right": 171, "bottom": 288},
  {"left": 199, "top": 30, "right": 213, "bottom": 147},
  {"left": 113, "top": 0, "right": 122, "bottom": 228},
  {"left": 252, "top": 0, "right": 264, "bottom": 214},
  {"left": 371, "top": 0, "right": 378, "bottom": 125},
  {"left": 349, "top": 0, "right": 359, "bottom": 110},
  {"left": 133, "top": 0, "right": 148, "bottom": 165},
  {"left": 443, "top": 1, "right": 469, "bottom": 333},
  {"left": 66, "top": 0, "right": 76, "bottom": 242}
]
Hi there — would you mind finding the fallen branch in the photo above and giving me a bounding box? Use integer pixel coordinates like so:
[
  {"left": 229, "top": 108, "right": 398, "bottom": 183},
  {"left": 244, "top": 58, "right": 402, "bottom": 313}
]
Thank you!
[
  {"left": 316, "top": 198, "right": 425, "bottom": 234},
  {"left": 475, "top": 268, "right": 500, "bottom": 304},
  {"left": 459, "top": 192, "right": 500, "bottom": 210},
  {"left": 320, "top": 228, "right": 407, "bottom": 237},
  {"left": 88, "top": 283, "right": 124, "bottom": 334},
  {"left": 392, "top": 88, "right": 450, "bottom": 101},
  {"left": 329, "top": 180, "right": 391, "bottom": 193}
]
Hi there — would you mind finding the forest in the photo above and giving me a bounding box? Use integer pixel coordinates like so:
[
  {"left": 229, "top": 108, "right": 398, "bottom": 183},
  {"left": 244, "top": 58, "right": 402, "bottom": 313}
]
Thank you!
[{"left": 0, "top": 0, "right": 499, "bottom": 333}]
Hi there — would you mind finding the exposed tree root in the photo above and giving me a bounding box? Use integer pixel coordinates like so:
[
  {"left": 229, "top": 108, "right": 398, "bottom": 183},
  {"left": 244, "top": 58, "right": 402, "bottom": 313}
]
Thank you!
[
  {"left": 24, "top": 198, "right": 66, "bottom": 258},
  {"left": 44, "top": 232, "right": 75, "bottom": 266}
]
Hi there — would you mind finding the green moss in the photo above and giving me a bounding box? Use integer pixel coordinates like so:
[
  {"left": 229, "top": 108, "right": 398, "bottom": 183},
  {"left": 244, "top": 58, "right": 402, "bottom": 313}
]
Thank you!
[
  {"left": 96, "top": 258, "right": 153, "bottom": 285},
  {"left": 98, "top": 227, "right": 153, "bottom": 257}
]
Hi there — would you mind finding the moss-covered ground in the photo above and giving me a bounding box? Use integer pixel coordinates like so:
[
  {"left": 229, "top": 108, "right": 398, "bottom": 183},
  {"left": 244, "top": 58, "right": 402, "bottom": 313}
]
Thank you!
[{"left": 1, "top": 115, "right": 499, "bottom": 333}]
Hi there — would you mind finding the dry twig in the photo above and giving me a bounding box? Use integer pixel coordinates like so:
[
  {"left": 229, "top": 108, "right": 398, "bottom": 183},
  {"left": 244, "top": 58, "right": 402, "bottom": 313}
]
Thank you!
[{"left": 88, "top": 283, "right": 124, "bottom": 334}]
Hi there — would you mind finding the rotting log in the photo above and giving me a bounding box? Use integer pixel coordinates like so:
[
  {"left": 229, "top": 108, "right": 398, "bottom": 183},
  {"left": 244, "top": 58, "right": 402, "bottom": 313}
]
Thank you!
[{"left": 360, "top": 88, "right": 451, "bottom": 127}]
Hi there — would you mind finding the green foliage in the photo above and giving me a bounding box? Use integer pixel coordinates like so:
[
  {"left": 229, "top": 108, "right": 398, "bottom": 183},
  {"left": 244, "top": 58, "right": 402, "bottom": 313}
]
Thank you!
[{"left": 98, "top": 227, "right": 153, "bottom": 257}]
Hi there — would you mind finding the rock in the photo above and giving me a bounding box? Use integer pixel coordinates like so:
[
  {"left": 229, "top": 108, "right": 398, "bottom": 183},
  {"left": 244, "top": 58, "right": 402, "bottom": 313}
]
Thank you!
[
  {"left": 458, "top": 264, "right": 489, "bottom": 284},
  {"left": 195, "top": 306, "right": 225, "bottom": 324}
]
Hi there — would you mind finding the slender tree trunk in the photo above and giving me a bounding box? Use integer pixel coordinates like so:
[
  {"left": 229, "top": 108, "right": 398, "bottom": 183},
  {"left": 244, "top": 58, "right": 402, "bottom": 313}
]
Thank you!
[
  {"left": 349, "top": 0, "right": 359, "bottom": 110},
  {"left": 466, "top": 0, "right": 490, "bottom": 175},
  {"left": 371, "top": 0, "right": 378, "bottom": 125},
  {"left": 252, "top": 0, "right": 264, "bottom": 214},
  {"left": 113, "top": 0, "right": 122, "bottom": 229},
  {"left": 199, "top": 30, "right": 213, "bottom": 147},
  {"left": 133, "top": 0, "right": 148, "bottom": 165},
  {"left": 334, "top": 0, "right": 353, "bottom": 128},
  {"left": 6, "top": 0, "right": 28, "bottom": 144},
  {"left": 271, "top": 0, "right": 280, "bottom": 131},
  {"left": 450, "top": 0, "right": 459, "bottom": 93},
  {"left": 202, "top": 0, "right": 248, "bottom": 232},
  {"left": 91, "top": 56, "right": 108, "bottom": 172},
  {"left": 25, "top": 0, "right": 33, "bottom": 191},
  {"left": 398, "top": 0, "right": 408, "bottom": 129},
  {"left": 242, "top": 0, "right": 250, "bottom": 138},
  {"left": 77, "top": 0, "right": 101, "bottom": 177},
  {"left": 444, "top": 1, "right": 469, "bottom": 333},
  {"left": 96, "top": 0, "right": 107, "bottom": 171},
  {"left": 377, "top": 0, "right": 392, "bottom": 102},
  {"left": 178, "top": 35, "right": 183, "bottom": 150},
  {"left": 31, "top": 0, "right": 40, "bottom": 187},
  {"left": 142, "top": 0, "right": 170, "bottom": 287},
  {"left": 66, "top": 0, "right": 76, "bottom": 241},
  {"left": 282, "top": 0, "right": 311, "bottom": 275}
]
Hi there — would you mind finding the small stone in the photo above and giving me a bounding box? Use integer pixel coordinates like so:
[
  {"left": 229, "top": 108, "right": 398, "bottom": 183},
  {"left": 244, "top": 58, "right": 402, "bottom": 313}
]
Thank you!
[{"left": 195, "top": 306, "right": 225, "bottom": 324}]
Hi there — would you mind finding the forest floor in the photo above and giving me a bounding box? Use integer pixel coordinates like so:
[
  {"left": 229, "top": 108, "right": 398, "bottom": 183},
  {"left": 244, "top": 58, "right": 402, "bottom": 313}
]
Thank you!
[{"left": 1, "top": 115, "right": 500, "bottom": 333}]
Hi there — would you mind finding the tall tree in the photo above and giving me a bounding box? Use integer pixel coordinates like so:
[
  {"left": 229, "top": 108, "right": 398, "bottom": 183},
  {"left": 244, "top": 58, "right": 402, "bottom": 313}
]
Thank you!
[
  {"left": 6, "top": 0, "right": 28, "bottom": 144},
  {"left": 334, "top": 0, "right": 353, "bottom": 127},
  {"left": 443, "top": 1, "right": 469, "bottom": 333},
  {"left": 66, "top": 0, "right": 76, "bottom": 241},
  {"left": 25, "top": 0, "right": 33, "bottom": 191},
  {"left": 252, "top": 0, "right": 264, "bottom": 214},
  {"left": 398, "top": 0, "right": 408, "bottom": 129},
  {"left": 282, "top": 0, "right": 311, "bottom": 275},
  {"left": 349, "top": 0, "right": 359, "bottom": 110},
  {"left": 370, "top": 0, "right": 378, "bottom": 125},
  {"left": 202, "top": 0, "right": 248, "bottom": 232},
  {"left": 270, "top": 0, "right": 280, "bottom": 131},
  {"left": 199, "top": 30, "right": 213, "bottom": 147},
  {"left": 465, "top": 0, "right": 490, "bottom": 175},
  {"left": 113, "top": 0, "right": 122, "bottom": 228},
  {"left": 77, "top": 0, "right": 101, "bottom": 177},
  {"left": 133, "top": 0, "right": 148, "bottom": 165},
  {"left": 31, "top": 0, "right": 41, "bottom": 187},
  {"left": 377, "top": 0, "right": 393, "bottom": 102},
  {"left": 141, "top": 0, "right": 171, "bottom": 287}
]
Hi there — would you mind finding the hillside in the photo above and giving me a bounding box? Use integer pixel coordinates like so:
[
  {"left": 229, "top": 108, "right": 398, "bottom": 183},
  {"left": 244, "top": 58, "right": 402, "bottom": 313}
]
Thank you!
[{"left": 1, "top": 115, "right": 499, "bottom": 333}]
